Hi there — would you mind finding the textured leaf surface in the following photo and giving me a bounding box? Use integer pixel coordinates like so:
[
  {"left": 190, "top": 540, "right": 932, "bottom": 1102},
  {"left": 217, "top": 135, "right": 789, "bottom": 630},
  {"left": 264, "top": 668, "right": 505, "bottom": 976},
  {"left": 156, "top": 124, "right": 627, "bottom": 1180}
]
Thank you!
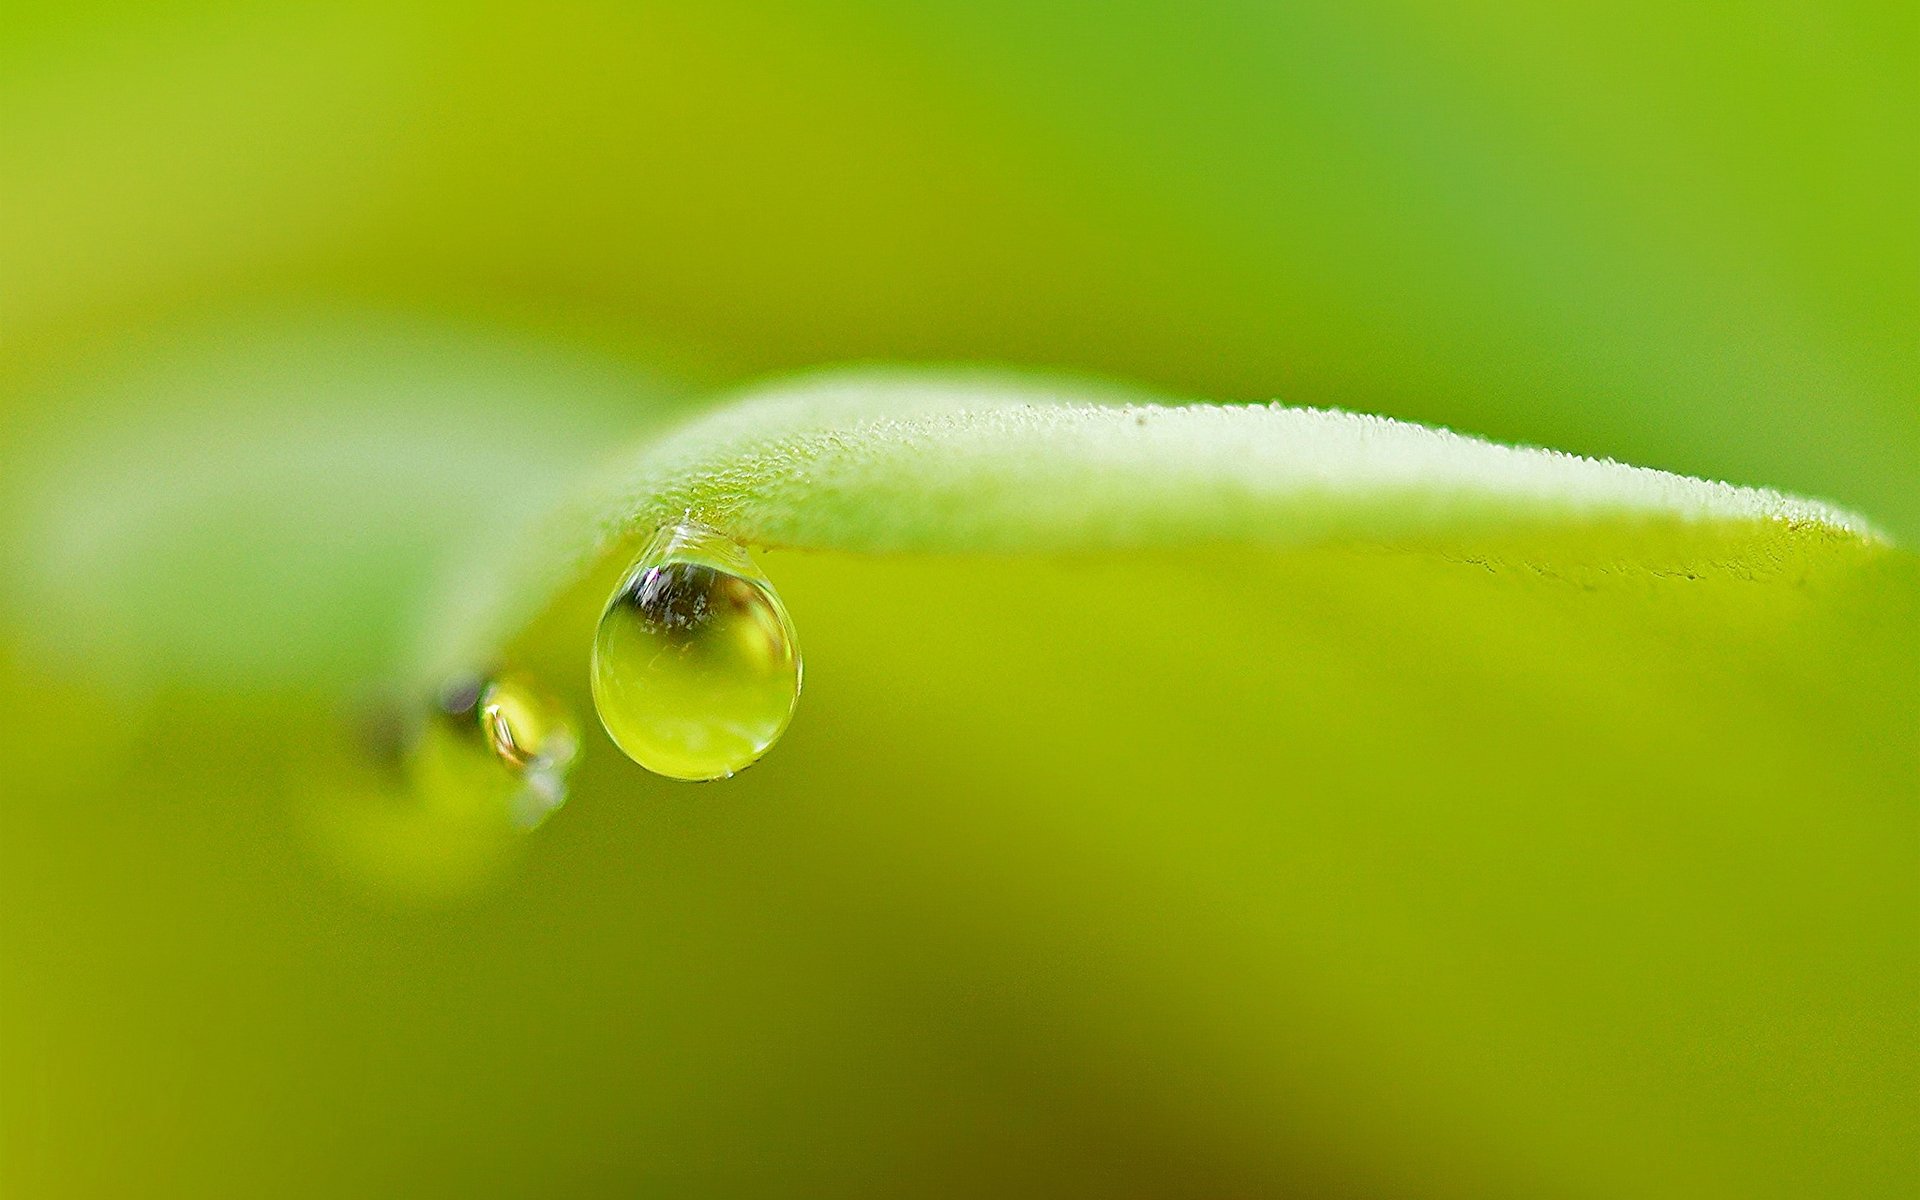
[{"left": 425, "top": 368, "right": 1877, "bottom": 678}]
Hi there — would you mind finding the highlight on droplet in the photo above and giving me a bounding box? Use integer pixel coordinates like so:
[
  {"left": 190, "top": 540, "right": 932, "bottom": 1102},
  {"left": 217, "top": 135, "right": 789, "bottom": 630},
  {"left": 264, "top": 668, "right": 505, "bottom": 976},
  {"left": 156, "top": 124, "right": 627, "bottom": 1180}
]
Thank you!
[{"left": 591, "top": 521, "right": 801, "bottom": 781}]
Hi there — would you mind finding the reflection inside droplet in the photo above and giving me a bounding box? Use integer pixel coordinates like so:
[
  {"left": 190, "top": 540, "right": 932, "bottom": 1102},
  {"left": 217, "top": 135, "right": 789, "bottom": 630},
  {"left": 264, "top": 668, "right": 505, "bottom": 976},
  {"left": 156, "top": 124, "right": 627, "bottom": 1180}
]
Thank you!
[{"left": 592, "top": 522, "right": 801, "bottom": 781}]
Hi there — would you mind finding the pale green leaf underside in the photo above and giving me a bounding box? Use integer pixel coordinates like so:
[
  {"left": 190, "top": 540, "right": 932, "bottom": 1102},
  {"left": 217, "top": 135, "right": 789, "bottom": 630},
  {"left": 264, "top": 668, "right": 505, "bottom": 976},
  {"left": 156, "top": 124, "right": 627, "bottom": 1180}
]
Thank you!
[{"left": 423, "top": 368, "right": 1880, "bottom": 679}]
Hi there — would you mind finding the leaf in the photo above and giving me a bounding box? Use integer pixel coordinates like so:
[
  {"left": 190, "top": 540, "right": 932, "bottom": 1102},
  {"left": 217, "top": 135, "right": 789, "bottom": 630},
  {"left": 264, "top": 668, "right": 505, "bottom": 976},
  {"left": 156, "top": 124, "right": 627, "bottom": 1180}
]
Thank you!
[
  {"left": 417, "top": 366, "right": 1878, "bottom": 681},
  {"left": 392, "top": 368, "right": 1915, "bottom": 1199}
]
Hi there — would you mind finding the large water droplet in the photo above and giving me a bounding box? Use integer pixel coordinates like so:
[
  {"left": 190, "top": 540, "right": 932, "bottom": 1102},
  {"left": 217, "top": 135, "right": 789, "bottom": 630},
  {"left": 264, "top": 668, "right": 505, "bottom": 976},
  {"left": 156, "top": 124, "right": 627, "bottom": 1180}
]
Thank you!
[
  {"left": 415, "top": 670, "right": 580, "bottom": 828},
  {"left": 592, "top": 522, "right": 801, "bottom": 781}
]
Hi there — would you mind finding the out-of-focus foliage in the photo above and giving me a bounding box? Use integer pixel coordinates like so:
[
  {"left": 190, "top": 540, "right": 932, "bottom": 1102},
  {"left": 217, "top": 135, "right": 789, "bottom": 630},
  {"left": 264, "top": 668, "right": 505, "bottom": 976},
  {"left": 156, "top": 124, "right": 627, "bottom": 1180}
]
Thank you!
[
  {"left": 3, "top": 0, "right": 1914, "bottom": 529},
  {"left": 2, "top": 2, "right": 1915, "bottom": 1197}
]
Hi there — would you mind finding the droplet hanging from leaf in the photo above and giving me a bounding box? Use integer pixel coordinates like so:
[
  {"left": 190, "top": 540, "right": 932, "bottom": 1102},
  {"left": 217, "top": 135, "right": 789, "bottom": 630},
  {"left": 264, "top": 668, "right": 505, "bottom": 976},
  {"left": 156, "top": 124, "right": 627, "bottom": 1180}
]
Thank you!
[
  {"left": 591, "top": 522, "right": 801, "bottom": 781},
  {"left": 416, "top": 670, "right": 579, "bottom": 829}
]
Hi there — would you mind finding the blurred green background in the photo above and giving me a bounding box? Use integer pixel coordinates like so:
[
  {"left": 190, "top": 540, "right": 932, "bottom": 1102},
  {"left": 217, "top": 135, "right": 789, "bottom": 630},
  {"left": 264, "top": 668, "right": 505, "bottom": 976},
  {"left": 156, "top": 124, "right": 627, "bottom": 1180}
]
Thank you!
[
  {"left": 2, "top": 2, "right": 1914, "bottom": 1196},
  {"left": 7, "top": 0, "right": 1916, "bottom": 527}
]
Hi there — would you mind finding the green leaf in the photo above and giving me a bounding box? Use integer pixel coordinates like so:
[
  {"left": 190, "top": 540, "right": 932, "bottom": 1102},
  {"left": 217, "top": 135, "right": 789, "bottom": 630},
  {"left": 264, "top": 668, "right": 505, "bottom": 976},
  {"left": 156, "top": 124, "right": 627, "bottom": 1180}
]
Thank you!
[
  {"left": 419, "top": 366, "right": 1879, "bottom": 681},
  {"left": 392, "top": 369, "right": 1913, "bottom": 1199}
]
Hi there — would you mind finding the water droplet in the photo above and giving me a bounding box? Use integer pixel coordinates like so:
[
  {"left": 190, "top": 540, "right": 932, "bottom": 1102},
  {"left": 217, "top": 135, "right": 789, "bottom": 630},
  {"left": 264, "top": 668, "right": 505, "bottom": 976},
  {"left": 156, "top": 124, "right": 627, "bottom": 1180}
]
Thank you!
[
  {"left": 415, "top": 670, "right": 580, "bottom": 828},
  {"left": 592, "top": 522, "right": 801, "bottom": 781}
]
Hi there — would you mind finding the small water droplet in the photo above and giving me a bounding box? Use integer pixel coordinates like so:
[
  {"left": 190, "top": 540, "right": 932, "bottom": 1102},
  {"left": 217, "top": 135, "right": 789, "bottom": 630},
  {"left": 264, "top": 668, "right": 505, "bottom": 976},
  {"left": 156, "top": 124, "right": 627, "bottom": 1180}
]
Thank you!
[
  {"left": 417, "top": 670, "right": 580, "bottom": 828},
  {"left": 592, "top": 522, "right": 801, "bottom": 781}
]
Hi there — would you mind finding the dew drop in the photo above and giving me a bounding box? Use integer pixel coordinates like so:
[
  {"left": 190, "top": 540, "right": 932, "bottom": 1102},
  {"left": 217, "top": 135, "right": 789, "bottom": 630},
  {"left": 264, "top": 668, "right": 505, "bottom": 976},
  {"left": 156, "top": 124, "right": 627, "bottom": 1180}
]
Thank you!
[
  {"left": 591, "top": 522, "right": 801, "bottom": 781},
  {"left": 416, "top": 670, "right": 580, "bottom": 829}
]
